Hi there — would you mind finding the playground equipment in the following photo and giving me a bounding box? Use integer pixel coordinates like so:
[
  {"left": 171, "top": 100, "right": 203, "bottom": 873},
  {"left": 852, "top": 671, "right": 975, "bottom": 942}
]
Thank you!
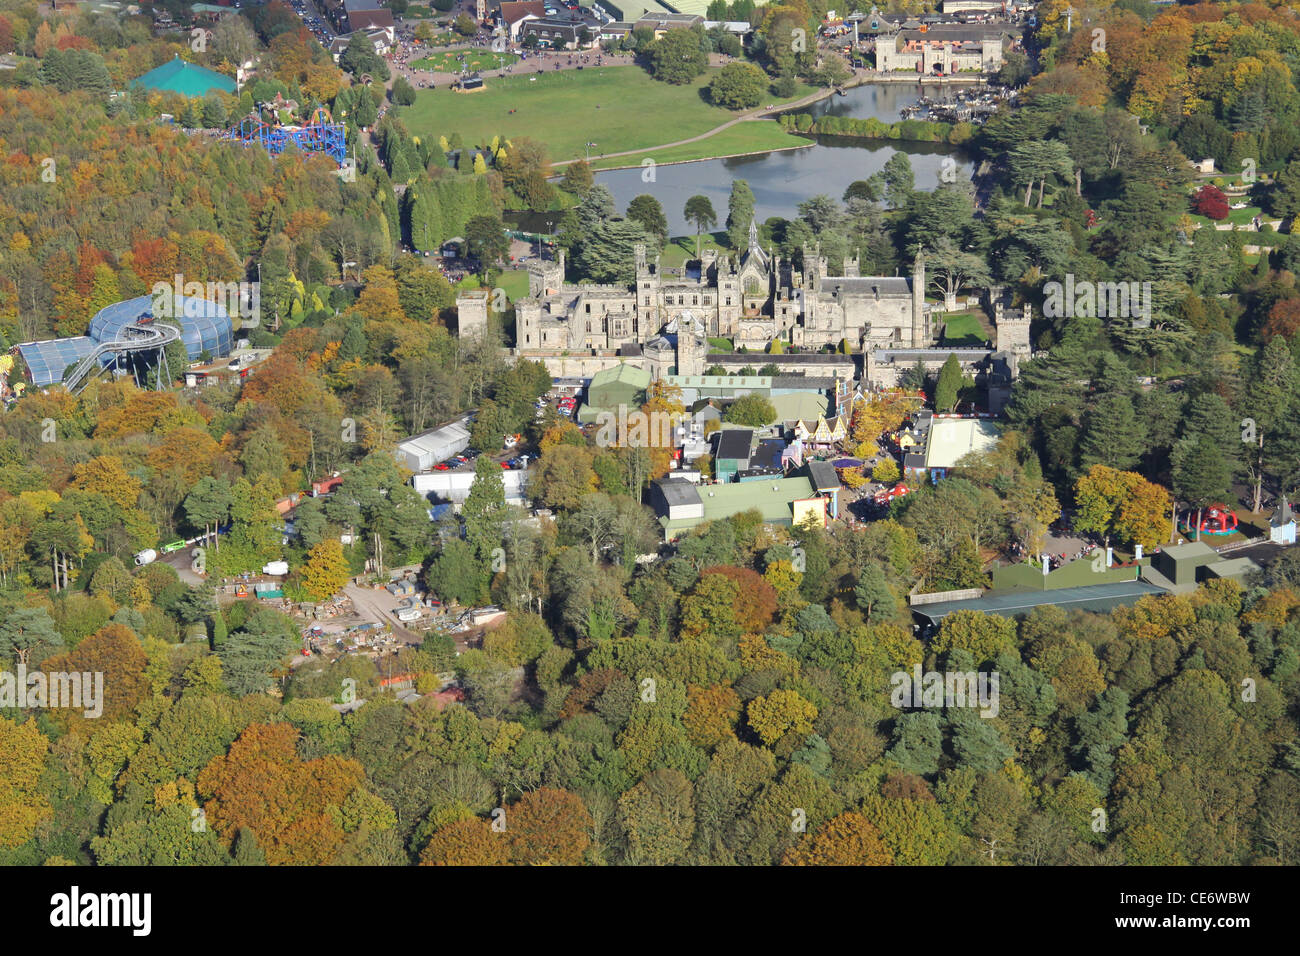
[
  {"left": 227, "top": 109, "right": 347, "bottom": 166},
  {"left": 1180, "top": 504, "right": 1239, "bottom": 537},
  {"left": 875, "top": 483, "right": 911, "bottom": 505}
]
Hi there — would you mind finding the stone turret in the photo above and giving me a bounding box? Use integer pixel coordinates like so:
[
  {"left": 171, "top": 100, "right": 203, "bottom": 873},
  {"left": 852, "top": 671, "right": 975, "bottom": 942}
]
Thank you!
[
  {"left": 675, "top": 321, "right": 704, "bottom": 377},
  {"left": 994, "top": 297, "right": 1033, "bottom": 375},
  {"left": 455, "top": 288, "right": 489, "bottom": 337},
  {"left": 528, "top": 249, "right": 565, "bottom": 298}
]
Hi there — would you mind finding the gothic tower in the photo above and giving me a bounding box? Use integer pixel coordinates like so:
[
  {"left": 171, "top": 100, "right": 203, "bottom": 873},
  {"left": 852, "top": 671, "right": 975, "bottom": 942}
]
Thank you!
[
  {"left": 910, "top": 250, "right": 927, "bottom": 347},
  {"left": 675, "top": 318, "right": 704, "bottom": 377}
]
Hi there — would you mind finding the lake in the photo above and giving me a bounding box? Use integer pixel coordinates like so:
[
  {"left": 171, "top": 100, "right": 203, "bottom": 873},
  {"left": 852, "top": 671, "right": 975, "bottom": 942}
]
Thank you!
[{"left": 595, "top": 81, "right": 976, "bottom": 236}]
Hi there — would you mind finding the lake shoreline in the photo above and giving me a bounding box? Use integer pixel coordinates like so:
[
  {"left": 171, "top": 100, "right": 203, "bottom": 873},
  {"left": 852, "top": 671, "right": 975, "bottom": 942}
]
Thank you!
[
  {"left": 590, "top": 138, "right": 816, "bottom": 173},
  {"left": 586, "top": 73, "right": 989, "bottom": 171}
]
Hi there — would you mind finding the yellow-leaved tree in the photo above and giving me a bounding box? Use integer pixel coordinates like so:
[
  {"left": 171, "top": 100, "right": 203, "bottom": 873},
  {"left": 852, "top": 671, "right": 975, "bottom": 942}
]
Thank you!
[
  {"left": 300, "top": 539, "right": 349, "bottom": 602},
  {"left": 0, "top": 716, "right": 53, "bottom": 849}
]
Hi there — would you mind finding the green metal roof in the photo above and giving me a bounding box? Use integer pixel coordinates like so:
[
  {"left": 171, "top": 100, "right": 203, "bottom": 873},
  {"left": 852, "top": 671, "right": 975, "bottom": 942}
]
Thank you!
[
  {"left": 660, "top": 476, "right": 817, "bottom": 533},
  {"left": 912, "top": 580, "right": 1167, "bottom": 624},
  {"left": 590, "top": 362, "right": 652, "bottom": 389},
  {"left": 131, "top": 56, "right": 236, "bottom": 98},
  {"left": 771, "top": 391, "right": 828, "bottom": 422},
  {"left": 1159, "top": 541, "right": 1218, "bottom": 564}
]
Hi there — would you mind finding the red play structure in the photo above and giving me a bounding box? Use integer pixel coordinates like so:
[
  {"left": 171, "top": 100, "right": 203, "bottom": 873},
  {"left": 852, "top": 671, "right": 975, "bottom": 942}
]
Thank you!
[{"left": 1180, "top": 504, "right": 1239, "bottom": 537}]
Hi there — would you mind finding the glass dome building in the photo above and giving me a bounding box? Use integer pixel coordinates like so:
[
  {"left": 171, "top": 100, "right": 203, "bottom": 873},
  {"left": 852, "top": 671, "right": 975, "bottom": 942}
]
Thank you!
[
  {"left": 15, "top": 294, "right": 235, "bottom": 387},
  {"left": 89, "top": 294, "right": 234, "bottom": 360}
]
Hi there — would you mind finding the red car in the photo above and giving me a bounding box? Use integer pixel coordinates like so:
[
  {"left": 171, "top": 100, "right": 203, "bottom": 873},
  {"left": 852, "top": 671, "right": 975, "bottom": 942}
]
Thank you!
[
  {"left": 434, "top": 463, "right": 451, "bottom": 471},
  {"left": 500, "top": 461, "right": 510, "bottom": 469}
]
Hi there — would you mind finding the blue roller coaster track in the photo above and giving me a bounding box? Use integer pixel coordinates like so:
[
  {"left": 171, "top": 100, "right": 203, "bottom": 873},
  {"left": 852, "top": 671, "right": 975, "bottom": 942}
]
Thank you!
[{"left": 227, "top": 111, "right": 348, "bottom": 166}]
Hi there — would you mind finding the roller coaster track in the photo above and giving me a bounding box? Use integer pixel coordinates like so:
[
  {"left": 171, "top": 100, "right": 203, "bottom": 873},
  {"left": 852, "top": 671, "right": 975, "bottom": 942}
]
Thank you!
[{"left": 63, "top": 322, "right": 182, "bottom": 394}]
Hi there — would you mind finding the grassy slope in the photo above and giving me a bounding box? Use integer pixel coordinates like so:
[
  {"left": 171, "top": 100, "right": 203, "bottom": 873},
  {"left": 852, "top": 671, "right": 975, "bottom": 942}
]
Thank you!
[
  {"left": 457, "top": 269, "right": 531, "bottom": 302},
  {"left": 586, "top": 121, "right": 810, "bottom": 171},
  {"left": 398, "top": 66, "right": 815, "bottom": 165}
]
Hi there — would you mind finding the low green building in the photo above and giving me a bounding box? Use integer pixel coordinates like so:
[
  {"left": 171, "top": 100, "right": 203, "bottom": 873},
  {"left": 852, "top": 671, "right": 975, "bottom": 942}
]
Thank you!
[
  {"left": 655, "top": 475, "right": 819, "bottom": 539},
  {"left": 713, "top": 427, "right": 754, "bottom": 483},
  {"left": 579, "top": 363, "right": 652, "bottom": 424}
]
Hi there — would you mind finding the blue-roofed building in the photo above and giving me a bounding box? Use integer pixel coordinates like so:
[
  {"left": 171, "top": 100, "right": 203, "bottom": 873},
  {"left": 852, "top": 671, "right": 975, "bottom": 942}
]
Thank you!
[
  {"left": 90, "top": 294, "right": 233, "bottom": 361},
  {"left": 12, "top": 294, "right": 234, "bottom": 389},
  {"left": 15, "top": 337, "right": 99, "bottom": 388}
]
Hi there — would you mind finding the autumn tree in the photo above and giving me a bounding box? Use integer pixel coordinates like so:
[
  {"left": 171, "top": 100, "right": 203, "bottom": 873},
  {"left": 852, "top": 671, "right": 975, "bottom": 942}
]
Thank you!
[
  {"left": 197, "top": 722, "right": 369, "bottom": 866},
  {"left": 782, "top": 811, "right": 894, "bottom": 866},
  {"left": 506, "top": 787, "right": 592, "bottom": 865},
  {"left": 619, "top": 769, "right": 696, "bottom": 865},
  {"left": 0, "top": 717, "right": 52, "bottom": 849},
  {"left": 747, "top": 689, "right": 818, "bottom": 747},
  {"left": 682, "top": 684, "right": 742, "bottom": 749},
  {"left": 419, "top": 816, "right": 509, "bottom": 866},
  {"left": 1074, "top": 465, "right": 1169, "bottom": 550},
  {"left": 300, "top": 539, "right": 349, "bottom": 601}
]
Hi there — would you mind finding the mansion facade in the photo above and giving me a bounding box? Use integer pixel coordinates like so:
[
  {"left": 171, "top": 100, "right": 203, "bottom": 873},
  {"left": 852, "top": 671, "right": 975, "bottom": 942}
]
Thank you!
[
  {"left": 509, "top": 221, "right": 932, "bottom": 362},
  {"left": 456, "top": 222, "right": 1032, "bottom": 392}
]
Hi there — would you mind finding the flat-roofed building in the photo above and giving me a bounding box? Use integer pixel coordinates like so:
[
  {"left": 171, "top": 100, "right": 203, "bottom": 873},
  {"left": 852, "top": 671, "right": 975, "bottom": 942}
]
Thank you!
[
  {"left": 924, "top": 417, "right": 1000, "bottom": 475},
  {"left": 633, "top": 12, "right": 703, "bottom": 36},
  {"left": 655, "top": 474, "right": 819, "bottom": 539},
  {"left": 395, "top": 420, "right": 472, "bottom": 472}
]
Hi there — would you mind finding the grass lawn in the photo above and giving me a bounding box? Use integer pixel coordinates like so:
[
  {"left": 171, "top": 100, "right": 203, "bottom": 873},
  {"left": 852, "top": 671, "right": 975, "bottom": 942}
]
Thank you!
[
  {"left": 1226, "top": 205, "right": 1263, "bottom": 224},
  {"left": 413, "top": 50, "right": 519, "bottom": 72},
  {"left": 940, "top": 312, "right": 988, "bottom": 347},
  {"left": 456, "top": 269, "right": 531, "bottom": 302},
  {"left": 659, "top": 233, "right": 727, "bottom": 268},
  {"left": 1189, "top": 206, "right": 1264, "bottom": 229},
  {"left": 398, "top": 66, "right": 818, "bottom": 164},
  {"left": 586, "top": 120, "right": 810, "bottom": 170},
  {"left": 708, "top": 337, "right": 734, "bottom": 353}
]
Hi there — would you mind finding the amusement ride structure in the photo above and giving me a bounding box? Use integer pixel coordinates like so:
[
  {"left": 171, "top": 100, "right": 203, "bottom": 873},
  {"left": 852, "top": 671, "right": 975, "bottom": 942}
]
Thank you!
[
  {"left": 227, "top": 106, "right": 347, "bottom": 166},
  {"left": 62, "top": 316, "right": 182, "bottom": 394}
]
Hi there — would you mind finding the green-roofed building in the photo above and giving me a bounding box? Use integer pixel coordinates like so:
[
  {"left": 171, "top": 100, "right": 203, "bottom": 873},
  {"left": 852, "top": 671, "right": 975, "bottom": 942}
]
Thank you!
[
  {"left": 132, "top": 56, "right": 237, "bottom": 98},
  {"left": 911, "top": 581, "right": 1168, "bottom": 626},
  {"left": 770, "top": 391, "right": 829, "bottom": 423},
  {"left": 587, "top": 362, "right": 651, "bottom": 409},
  {"left": 654, "top": 475, "right": 819, "bottom": 539},
  {"left": 603, "top": 0, "right": 676, "bottom": 21}
]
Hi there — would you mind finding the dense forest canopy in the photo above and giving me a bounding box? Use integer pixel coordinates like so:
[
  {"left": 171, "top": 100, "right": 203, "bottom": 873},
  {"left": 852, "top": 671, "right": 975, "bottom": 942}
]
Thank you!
[{"left": 0, "top": 0, "right": 1297, "bottom": 867}]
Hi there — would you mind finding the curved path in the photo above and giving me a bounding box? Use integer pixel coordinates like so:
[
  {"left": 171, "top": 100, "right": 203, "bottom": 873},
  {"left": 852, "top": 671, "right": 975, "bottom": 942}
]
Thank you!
[
  {"left": 64, "top": 322, "right": 182, "bottom": 394},
  {"left": 549, "top": 79, "right": 861, "bottom": 168}
]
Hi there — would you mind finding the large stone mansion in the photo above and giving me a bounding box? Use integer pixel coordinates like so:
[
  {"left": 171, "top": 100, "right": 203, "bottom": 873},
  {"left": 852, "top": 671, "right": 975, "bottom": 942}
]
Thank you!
[
  {"left": 456, "top": 221, "right": 1032, "bottom": 394},
  {"left": 468, "top": 221, "right": 931, "bottom": 357}
]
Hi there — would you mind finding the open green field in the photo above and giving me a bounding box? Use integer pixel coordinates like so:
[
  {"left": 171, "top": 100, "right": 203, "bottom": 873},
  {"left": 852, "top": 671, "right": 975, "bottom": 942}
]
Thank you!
[
  {"left": 1226, "top": 205, "right": 1264, "bottom": 224},
  {"left": 413, "top": 50, "right": 519, "bottom": 72},
  {"left": 940, "top": 312, "right": 989, "bottom": 347},
  {"left": 587, "top": 120, "right": 809, "bottom": 171},
  {"left": 398, "top": 66, "right": 818, "bottom": 164}
]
